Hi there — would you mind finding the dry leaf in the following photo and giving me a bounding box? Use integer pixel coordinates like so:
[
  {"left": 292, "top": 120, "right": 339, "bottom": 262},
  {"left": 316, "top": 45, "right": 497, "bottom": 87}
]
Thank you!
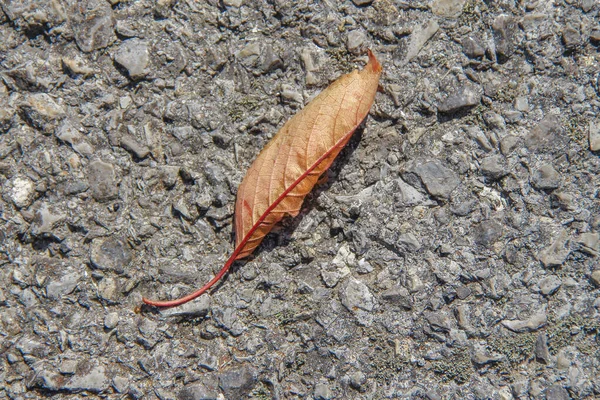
[{"left": 143, "top": 50, "right": 382, "bottom": 307}]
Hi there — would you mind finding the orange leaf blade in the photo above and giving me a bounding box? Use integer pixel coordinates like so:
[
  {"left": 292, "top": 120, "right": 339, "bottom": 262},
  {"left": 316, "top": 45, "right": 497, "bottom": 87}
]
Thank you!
[{"left": 234, "top": 50, "right": 382, "bottom": 259}]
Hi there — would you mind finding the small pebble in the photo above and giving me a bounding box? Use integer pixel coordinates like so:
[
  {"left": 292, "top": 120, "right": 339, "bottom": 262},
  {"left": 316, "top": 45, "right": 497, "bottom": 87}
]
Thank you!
[
  {"left": 590, "top": 270, "right": 600, "bottom": 287},
  {"left": 531, "top": 164, "right": 560, "bottom": 190},
  {"left": 281, "top": 84, "right": 303, "bottom": 104},
  {"left": 356, "top": 258, "right": 373, "bottom": 274},
  {"left": 0, "top": 103, "right": 14, "bottom": 132},
  {"left": 349, "top": 370, "right": 367, "bottom": 391},
  {"left": 104, "top": 312, "right": 119, "bottom": 329},
  {"left": 552, "top": 191, "right": 577, "bottom": 211},
  {"left": 56, "top": 119, "right": 94, "bottom": 156},
  {"left": 381, "top": 286, "right": 413, "bottom": 309},
  {"left": 462, "top": 36, "right": 485, "bottom": 58},
  {"left": 314, "top": 381, "right": 334, "bottom": 400},
  {"left": 20, "top": 93, "right": 65, "bottom": 134},
  {"left": 160, "top": 166, "right": 180, "bottom": 189},
  {"left": 396, "top": 232, "right": 421, "bottom": 252},
  {"left": 119, "top": 96, "right": 132, "bottom": 109},
  {"left": 114, "top": 39, "right": 149, "bottom": 79},
  {"left": 539, "top": 274, "right": 562, "bottom": 296},
  {"left": 580, "top": 0, "right": 595, "bottom": 12},
  {"left": 471, "top": 346, "right": 504, "bottom": 366},
  {"left": 90, "top": 237, "right": 132, "bottom": 273},
  {"left": 431, "top": 0, "right": 468, "bottom": 18},
  {"left": 62, "top": 57, "right": 95, "bottom": 77},
  {"left": 120, "top": 134, "right": 151, "bottom": 158},
  {"left": 589, "top": 120, "right": 600, "bottom": 152},
  {"left": 46, "top": 272, "right": 80, "bottom": 299},
  {"left": 465, "top": 126, "right": 493, "bottom": 151},
  {"left": 260, "top": 45, "right": 283, "bottom": 73},
  {"left": 425, "top": 311, "right": 451, "bottom": 332},
  {"left": 160, "top": 296, "right": 211, "bottom": 318},
  {"left": 237, "top": 42, "right": 261, "bottom": 61},
  {"left": 115, "top": 20, "right": 137, "bottom": 38},
  {"left": 64, "top": 363, "right": 110, "bottom": 393},
  {"left": 59, "top": 359, "right": 78, "bottom": 375},
  {"left": 8, "top": 176, "right": 35, "bottom": 208},
  {"left": 98, "top": 277, "right": 119, "bottom": 302},
  {"left": 138, "top": 318, "right": 158, "bottom": 337},
  {"left": 492, "top": 14, "right": 517, "bottom": 62},
  {"left": 456, "top": 284, "right": 472, "bottom": 300},
  {"left": 525, "top": 115, "right": 563, "bottom": 151},
  {"left": 545, "top": 385, "right": 570, "bottom": 400},
  {"left": 562, "top": 25, "right": 582, "bottom": 49},
  {"left": 88, "top": 160, "right": 119, "bottom": 202},
  {"left": 30, "top": 203, "right": 64, "bottom": 237},
  {"left": 514, "top": 96, "right": 529, "bottom": 112},
  {"left": 346, "top": 30, "right": 366, "bottom": 54},
  {"left": 577, "top": 232, "right": 599, "bottom": 256},
  {"left": 402, "top": 19, "right": 439, "bottom": 65},
  {"left": 474, "top": 220, "right": 503, "bottom": 247},
  {"left": 112, "top": 376, "right": 130, "bottom": 394},
  {"left": 483, "top": 111, "right": 506, "bottom": 134},
  {"left": 74, "top": 3, "right": 116, "bottom": 52},
  {"left": 535, "top": 332, "right": 551, "bottom": 363},
  {"left": 405, "top": 159, "right": 461, "bottom": 199},
  {"left": 438, "top": 85, "right": 481, "bottom": 113},
  {"left": 218, "top": 366, "right": 257, "bottom": 398},
  {"left": 480, "top": 154, "right": 508, "bottom": 180},
  {"left": 340, "top": 277, "right": 375, "bottom": 312},
  {"left": 503, "top": 110, "right": 523, "bottom": 123},
  {"left": 500, "top": 135, "right": 520, "bottom": 155},
  {"left": 538, "top": 229, "right": 571, "bottom": 267},
  {"left": 223, "top": 0, "right": 243, "bottom": 7},
  {"left": 502, "top": 311, "right": 547, "bottom": 332}
]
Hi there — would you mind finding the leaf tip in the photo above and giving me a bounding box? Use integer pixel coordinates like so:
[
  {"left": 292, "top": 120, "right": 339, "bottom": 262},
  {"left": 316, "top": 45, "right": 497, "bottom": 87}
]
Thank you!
[{"left": 366, "top": 49, "right": 383, "bottom": 74}]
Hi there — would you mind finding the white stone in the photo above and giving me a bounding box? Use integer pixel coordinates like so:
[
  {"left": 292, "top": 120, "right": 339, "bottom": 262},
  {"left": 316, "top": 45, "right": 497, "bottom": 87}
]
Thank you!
[{"left": 10, "top": 177, "right": 35, "bottom": 208}]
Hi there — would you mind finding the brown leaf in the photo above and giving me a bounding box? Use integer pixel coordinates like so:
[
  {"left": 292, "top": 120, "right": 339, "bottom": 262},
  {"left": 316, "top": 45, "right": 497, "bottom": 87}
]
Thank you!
[{"left": 143, "top": 50, "right": 382, "bottom": 307}]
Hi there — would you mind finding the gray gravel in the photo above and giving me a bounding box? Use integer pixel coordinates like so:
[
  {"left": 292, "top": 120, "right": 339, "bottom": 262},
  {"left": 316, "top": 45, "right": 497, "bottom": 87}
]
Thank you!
[{"left": 1, "top": 0, "right": 600, "bottom": 399}]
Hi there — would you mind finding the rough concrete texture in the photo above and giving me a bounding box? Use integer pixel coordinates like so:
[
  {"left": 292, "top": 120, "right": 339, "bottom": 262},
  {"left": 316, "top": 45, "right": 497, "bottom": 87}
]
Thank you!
[{"left": 1, "top": 0, "right": 600, "bottom": 398}]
